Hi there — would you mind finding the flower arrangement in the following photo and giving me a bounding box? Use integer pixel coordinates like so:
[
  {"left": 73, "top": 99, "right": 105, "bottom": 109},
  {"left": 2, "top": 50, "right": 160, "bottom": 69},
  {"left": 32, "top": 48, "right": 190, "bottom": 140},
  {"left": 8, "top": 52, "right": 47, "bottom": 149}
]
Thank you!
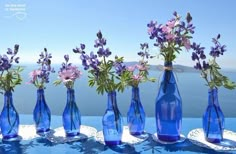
[
  {"left": 191, "top": 34, "right": 236, "bottom": 90},
  {"left": 124, "top": 43, "right": 155, "bottom": 87},
  {"left": 147, "top": 11, "right": 195, "bottom": 62},
  {"left": 54, "top": 54, "right": 82, "bottom": 88},
  {"left": 28, "top": 48, "right": 55, "bottom": 89},
  {"left": 0, "top": 44, "right": 23, "bottom": 93},
  {"left": 73, "top": 30, "right": 127, "bottom": 94}
]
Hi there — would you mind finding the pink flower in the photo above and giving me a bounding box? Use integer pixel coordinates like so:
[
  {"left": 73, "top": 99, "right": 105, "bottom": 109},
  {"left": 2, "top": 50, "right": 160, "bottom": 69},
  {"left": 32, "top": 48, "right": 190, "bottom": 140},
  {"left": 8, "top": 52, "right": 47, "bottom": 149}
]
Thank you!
[
  {"left": 29, "top": 69, "right": 41, "bottom": 82},
  {"left": 136, "top": 64, "right": 147, "bottom": 71},
  {"left": 59, "top": 66, "right": 81, "bottom": 83},
  {"left": 132, "top": 74, "right": 142, "bottom": 81},
  {"left": 183, "top": 38, "right": 191, "bottom": 50},
  {"left": 166, "top": 33, "right": 175, "bottom": 41},
  {"left": 166, "top": 20, "right": 175, "bottom": 29},
  {"left": 162, "top": 25, "right": 172, "bottom": 33},
  {"left": 127, "top": 65, "right": 136, "bottom": 72}
]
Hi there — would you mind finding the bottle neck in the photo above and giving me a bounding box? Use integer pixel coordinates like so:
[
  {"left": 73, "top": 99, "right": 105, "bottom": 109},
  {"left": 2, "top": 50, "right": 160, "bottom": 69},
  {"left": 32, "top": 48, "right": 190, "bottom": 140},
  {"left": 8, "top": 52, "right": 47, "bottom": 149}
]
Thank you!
[
  {"left": 162, "top": 62, "right": 176, "bottom": 84},
  {"left": 67, "top": 88, "right": 75, "bottom": 104},
  {"left": 208, "top": 88, "right": 219, "bottom": 106},
  {"left": 164, "top": 61, "right": 173, "bottom": 71},
  {"left": 107, "top": 91, "right": 117, "bottom": 110},
  {"left": 132, "top": 86, "right": 140, "bottom": 101},
  {"left": 4, "top": 91, "right": 13, "bottom": 106},
  {"left": 37, "top": 88, "right": 45, "bottom": 102}
]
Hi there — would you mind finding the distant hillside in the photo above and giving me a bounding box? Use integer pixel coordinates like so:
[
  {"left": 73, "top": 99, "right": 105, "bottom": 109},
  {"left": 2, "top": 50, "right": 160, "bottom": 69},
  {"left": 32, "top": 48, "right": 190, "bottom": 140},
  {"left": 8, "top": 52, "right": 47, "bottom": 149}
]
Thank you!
[{"left": 124, "top": 61, "right": 198, "bottom": 73}]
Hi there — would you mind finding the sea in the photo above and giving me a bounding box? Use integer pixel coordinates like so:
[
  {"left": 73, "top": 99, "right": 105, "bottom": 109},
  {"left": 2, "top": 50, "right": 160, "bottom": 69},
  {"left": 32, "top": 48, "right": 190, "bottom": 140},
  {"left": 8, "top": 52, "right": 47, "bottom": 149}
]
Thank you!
[{"left": 1, "top": 65, "right": 236, "bottom": 118}]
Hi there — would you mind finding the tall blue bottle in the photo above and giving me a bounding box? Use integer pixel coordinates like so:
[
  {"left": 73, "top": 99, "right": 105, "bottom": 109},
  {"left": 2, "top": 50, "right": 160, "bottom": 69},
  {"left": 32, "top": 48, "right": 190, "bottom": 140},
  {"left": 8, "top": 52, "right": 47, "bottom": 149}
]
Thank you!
[
  {"left": 102, "top": 91, "right": 123, "bottom": 145},
  {"left": 0, "top": 91, "right": 20, "bottom": 141},
  {"left": 203, "top": 88, "right": 224, "bottom": 143},
  {"left": 155, "top": 62, "right": 182, "bottom": 142},
  {"left": 33, "top": 89, "right": 51, "bottom": 135},
  {"left": 127, "top": 86, "right": 145, "bottom": 135},
  {"left": 63, "top": 88, "right": 81, "bottom": 137}
]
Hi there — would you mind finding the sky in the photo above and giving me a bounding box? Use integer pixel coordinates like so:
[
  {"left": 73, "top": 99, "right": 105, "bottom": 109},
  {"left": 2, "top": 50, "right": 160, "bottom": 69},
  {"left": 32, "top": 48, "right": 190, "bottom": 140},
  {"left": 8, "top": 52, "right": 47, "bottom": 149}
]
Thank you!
[{"left": 0, "top": 0, "right": 236, "bottom": 69}]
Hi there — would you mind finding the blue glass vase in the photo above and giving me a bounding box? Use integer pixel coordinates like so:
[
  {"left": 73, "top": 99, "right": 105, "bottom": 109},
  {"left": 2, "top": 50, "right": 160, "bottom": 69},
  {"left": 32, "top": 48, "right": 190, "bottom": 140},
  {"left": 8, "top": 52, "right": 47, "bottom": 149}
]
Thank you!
[
  {"left": 155, "top": 62, "right": 182, "bottom": 142},
  {"left": 102, "top": 91, "right": 123, "bottom": 145},
  {"left": 0, "top": 91, "right": 20, "bottom": 141},
  {"left": 63, "top": 88, "right": 81, "bottom": 137},
  {"left": 127, "top": 86, "right": 145, "bottom": 135},
  {"left": 203, "top": 88, "right": 224, "bottom": 143},
  {"left": 33, "top": 89, "right": 51, "bottom": 135}
]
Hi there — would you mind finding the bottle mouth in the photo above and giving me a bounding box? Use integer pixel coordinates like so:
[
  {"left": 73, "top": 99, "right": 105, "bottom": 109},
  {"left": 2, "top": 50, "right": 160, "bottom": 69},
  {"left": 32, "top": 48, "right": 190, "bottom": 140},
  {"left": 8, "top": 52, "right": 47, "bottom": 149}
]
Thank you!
[{"left": 164, "top": 61, "right": 173, "bottom": 70}]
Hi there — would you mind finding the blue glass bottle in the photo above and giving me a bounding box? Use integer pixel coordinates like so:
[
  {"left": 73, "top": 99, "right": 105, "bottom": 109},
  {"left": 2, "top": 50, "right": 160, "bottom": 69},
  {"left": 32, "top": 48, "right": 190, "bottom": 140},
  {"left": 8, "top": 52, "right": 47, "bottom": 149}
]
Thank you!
[
  {"left": 127, "top": 86, "right": 145, "bottom": 135},
  {"left": 203, "top": 88, "right": 224, "bottom": 143},
  {"left": 33, "top": 89, "right": 51, "bottom": 135},
  {"left": 155, "top": 62, "right": 182, "bottom": 142},
  {"left": 0, "top": 91, "right": 20, "bottom": 141},
  {"left": 63, "top": 88, "right": 81, "bottom": 137},
  {"left": 102, "top": 91, "right": 123, "bottom": 145}
]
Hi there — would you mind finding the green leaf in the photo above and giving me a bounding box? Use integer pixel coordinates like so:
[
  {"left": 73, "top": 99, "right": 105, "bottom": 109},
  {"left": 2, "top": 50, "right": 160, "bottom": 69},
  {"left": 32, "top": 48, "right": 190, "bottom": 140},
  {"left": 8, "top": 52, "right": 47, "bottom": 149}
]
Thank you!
[
  {"left": 88, "top": 79, "right": 95, "bottom": 87},
  {"left": 148, "top": 78, "right": 156, "bottom": 82},
  {"left": 223, "top": 79, "right": 236, "bottom": 90},
  {"left": 53, "top": 80, "right": 62, "bottom": 86}
]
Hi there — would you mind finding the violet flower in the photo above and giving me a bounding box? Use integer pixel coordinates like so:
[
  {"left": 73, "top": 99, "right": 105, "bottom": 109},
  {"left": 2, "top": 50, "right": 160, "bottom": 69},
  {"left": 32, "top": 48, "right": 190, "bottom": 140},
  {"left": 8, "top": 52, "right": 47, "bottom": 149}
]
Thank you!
[
  {"left": 0, "top": 44, "right": 23, "bottom": 92},
  {"left": 147, "top": 11, "right": 195, "bottom": 62},
  {"left": 191, "top": 34, "right": 236, "bottom": 90},
  {"left": 73, "top": 30, "right": 127, "bottom": 94},
  {"left": 29, "top": 48, "right": 55, "bottom": 89}
]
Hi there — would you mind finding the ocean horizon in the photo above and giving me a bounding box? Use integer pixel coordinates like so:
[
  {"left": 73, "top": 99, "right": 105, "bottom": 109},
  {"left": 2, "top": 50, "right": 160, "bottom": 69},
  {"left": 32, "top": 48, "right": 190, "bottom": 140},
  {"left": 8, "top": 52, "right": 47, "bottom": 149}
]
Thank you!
[{"left": 0, "top": 64, "right": 236, "bottom": 118}]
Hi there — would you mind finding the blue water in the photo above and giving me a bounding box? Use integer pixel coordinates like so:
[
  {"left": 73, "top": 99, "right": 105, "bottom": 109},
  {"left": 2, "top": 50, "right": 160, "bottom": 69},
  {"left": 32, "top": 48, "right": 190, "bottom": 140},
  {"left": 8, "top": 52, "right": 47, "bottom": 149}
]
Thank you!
[{"left": 0, "top": 65, "right": 235, "bottom": 117}]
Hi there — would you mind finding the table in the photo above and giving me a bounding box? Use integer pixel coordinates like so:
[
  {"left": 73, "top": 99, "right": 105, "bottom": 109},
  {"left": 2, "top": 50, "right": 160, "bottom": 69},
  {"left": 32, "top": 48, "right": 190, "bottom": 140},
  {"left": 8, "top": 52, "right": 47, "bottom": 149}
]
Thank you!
[{"left": 0, "top": 115, "right": 235, "bottom": 154}]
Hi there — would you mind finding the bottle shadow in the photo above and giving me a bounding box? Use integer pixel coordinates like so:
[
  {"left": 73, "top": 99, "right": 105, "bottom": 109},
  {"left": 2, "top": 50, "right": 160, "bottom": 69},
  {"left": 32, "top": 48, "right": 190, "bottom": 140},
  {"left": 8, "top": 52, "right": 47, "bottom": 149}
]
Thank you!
[
  {"left": 0, "top": 140, "right": 37, "bottom": 154},
  {"left": 141, "top": 134, "right": 236, "bottom": 154}
]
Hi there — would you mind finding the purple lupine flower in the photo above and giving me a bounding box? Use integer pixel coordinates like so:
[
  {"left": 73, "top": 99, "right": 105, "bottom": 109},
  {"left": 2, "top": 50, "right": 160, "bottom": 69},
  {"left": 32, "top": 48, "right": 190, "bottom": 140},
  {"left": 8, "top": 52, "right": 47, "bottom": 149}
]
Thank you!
[
  {"left": 80, "top": 44, "right": 85, "bottom": 50},
  {"left": 113, "top": 57, "right": 126, "bottom": 76},
  {"left": 140, "top": 43, "right": 149, "bottom": 50},
  {"left": 97, "top": 48, "right": 104, "bottom": 57},
  {"left": 29, "top": 48, "right": 54, "bottom": 87},
  {"left": 14, "top": 44, "right": 19, "bottom": 52},
  {"left": 191, "top": 52, "right": 199, "bottom": 61},
  {"left": 191, "top": 35, "right": 225, "bottom": 71},
  {"left": 104, "top": 48, "right": 111, "bottom": 57},
  {"left": 186, "top": 12, "right": 192, "bottom": 23},
  {"left": 191, "top": 42, "right": 209, "bottom": 70},
  {"left": 7, "top": 48, "right": 13, "bottom": 55},
  {"left": 209, "top": 35, "right": 226, "bottom": 58},
  {"left": 15, "top": 57, "right": 20, "bottom": 63},
  {"left": 73, "top": 44, "right": 86, "bottom": 54},
  {"left": 147, "top": 21, "right": 158, "bottom": 39},
  {"left": 64, "top": 54, "right": 69, "bottom": 62},
  {"left": 173, "top": 11, "right": 178, "bottom": 17},
  {"left": 194, "top": 62, "right": 202, "bottom": 70},
  {"left": 94, "top": 31, "right": 107, "bottom": 48},
  {"left": 203, "top": 61, "right": 209, "bottom": 70},
  {"left": 187, "top": 23, "right": 195, "bottom": 34},
  {"left": 0, "top": 45, "right": 20, "bottom": 72},
  {"left": 138, "top": 43, "right": 152, "bottom": 59}
]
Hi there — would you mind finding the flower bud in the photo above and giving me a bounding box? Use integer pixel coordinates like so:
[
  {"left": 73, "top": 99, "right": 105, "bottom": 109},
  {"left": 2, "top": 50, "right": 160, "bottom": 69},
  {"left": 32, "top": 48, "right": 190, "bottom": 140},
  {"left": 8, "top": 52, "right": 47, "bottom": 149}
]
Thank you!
[
  {"left": 186, "top": 12, "right": 192, "bottom": 23},
  {"left": 97, "top": 31, "right": 103, "bottom": 39}
]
